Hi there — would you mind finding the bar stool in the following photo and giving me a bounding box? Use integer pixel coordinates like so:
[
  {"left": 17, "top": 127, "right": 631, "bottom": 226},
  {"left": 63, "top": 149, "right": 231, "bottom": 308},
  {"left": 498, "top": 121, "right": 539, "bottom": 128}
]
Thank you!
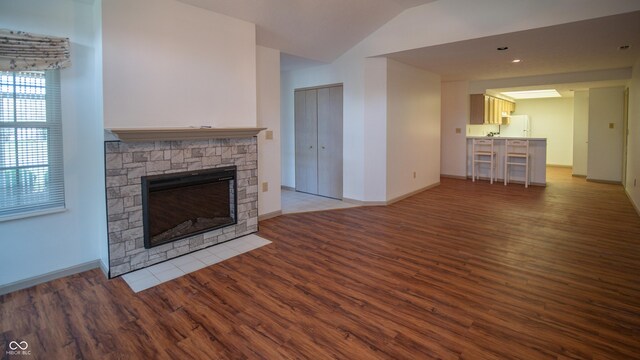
[
  {"left": 472, "top": 138, "right": 497, "bottom": 184},
  {"left": 504, "top": 139, "right": 530, "bottom": 188}
]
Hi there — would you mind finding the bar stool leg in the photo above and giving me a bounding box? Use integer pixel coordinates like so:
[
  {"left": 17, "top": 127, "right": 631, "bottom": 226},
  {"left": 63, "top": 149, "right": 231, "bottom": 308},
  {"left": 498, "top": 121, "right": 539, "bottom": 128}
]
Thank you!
[
  {"left": 472, "top": 156, "right": 476, "bottom": 182},
  {"left": 504, "top": 143, "right": 508, "bottom": 186},
  {"left": 525, "top": 158, "right": 529, "bottom": 188},
  {"left": 490, "top": 154, "right": 494, "bottom": 184}
]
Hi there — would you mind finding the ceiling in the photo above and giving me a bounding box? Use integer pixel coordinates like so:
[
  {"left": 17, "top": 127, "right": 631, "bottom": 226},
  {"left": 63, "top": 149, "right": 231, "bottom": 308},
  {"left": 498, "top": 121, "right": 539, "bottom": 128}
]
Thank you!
[
  {"left": 176, "top": 0, "right": 435, "bottom": 63},
  {"left": 385, "top": 11, "right": 640, "bottom": 82},
  {"left": 280, "top": 53, "right": 328, "bottom": 72},
  {"left": 487, "top": 79, "right": 630, "bottom": 99}
]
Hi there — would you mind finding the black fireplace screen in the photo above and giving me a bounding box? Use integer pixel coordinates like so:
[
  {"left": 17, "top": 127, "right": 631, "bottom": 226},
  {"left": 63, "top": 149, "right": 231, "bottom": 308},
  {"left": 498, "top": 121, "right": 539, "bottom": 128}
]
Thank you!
[{"left": 141, "top": 166, "right": 237, "bottom": 248}]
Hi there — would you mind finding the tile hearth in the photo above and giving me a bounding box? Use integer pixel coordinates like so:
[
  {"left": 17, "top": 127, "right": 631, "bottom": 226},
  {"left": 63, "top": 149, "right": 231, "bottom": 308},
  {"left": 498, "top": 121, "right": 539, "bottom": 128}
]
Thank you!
[{"left": 121, "top": 234, "right": 271, "bottom": 292}]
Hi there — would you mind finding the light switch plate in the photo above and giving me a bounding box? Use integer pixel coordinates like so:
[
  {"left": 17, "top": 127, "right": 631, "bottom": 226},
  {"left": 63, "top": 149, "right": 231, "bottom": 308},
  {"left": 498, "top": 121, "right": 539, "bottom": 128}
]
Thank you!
[
  {"left": 455, "top": 128, "right": 461, "bottom": 134},
  {"left": 262, "top": 182, "right": 269, "bottom": 192},
  {"left": 265, "top": 130, "right": 273, "bottom": 140},
  {"left": 609, "top": 123, "right": 614, "bottom": 129}
]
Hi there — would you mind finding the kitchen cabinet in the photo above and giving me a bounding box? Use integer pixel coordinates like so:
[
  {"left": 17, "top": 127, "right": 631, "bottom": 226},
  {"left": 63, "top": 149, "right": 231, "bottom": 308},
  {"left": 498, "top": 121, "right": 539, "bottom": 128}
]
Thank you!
[
  {"left": 469, "top": 94, "right": 515, "bottom": 125},
  {"left": 470, "top": 94, "right": 485, "bottom": 124}
]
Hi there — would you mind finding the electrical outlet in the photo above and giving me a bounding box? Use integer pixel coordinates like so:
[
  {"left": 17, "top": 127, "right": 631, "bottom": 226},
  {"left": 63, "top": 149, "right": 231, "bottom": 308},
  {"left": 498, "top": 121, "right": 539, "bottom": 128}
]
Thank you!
[
  {"left": 609, "top": 123, "right": 615, "bottom": 129},
  {"left": 413, "top": 171, "right": 417, "bottom": 179},
  {"left": 265, "top": 130, "right": 273, "bottom": 140},
  {"left": 262, "top": 182, "right": 269, "bottom": 192},
  {"left": 455, "top": 128, "right": 461, "bottom": 134}
]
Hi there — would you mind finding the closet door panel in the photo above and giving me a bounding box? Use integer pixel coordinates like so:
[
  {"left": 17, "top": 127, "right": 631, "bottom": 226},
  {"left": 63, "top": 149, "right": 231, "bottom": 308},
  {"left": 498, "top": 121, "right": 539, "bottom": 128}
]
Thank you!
[
  {"left": 317, "top": 86, "right": 343, "bottom": 199},
  {"left": 294, "top": 89, "right": 318, "bottom": 194}
]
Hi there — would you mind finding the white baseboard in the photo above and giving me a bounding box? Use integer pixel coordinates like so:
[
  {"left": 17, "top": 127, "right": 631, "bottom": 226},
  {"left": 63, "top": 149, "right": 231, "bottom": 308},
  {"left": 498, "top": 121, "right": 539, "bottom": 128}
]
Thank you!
[
  {"left": 0, "top": 260, "right": 103, "bottom": 296},
  {"left": 440, "top": 174, "right": 466, "bottom": 180},
  {"left": 626, "top": 189, "right": 640, "bottom": 217},
  {"left": 99, "top": 259, "right": 109, "bottom": 277},
  {"left": 386, "top": 182, "right": 440, "bottom": 205},
  {"left": 258, "top": 210, "right": 282, "bottom": 221},
  {"left": 344, "top": 182, "right": 440, "bottom": 206},
  {"left": 342, "top": 197, "right": 386, "bottom": 206},
  {"left": 586, "top": 178, "right": 622, "bottom": 185}
]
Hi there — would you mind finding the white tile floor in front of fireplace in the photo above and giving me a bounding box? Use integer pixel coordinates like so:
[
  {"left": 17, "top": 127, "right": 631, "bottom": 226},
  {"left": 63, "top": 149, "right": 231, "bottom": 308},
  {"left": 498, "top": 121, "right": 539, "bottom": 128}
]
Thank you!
[{"left": 122, "top": 234, "right": 271, "bottom": 292}]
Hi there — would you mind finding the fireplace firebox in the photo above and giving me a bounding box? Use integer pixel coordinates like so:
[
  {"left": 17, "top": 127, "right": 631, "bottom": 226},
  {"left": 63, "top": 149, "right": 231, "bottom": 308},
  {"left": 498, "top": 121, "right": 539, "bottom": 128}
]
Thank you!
[{"left": 141, "top": 166, "right": 237, "bottom": 248}]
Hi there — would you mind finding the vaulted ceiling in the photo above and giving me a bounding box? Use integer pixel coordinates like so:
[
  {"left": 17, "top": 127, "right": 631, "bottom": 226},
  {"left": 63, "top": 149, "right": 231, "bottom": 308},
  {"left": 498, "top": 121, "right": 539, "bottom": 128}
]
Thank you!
[
  {"left": 176, "top": 0, "right": 435, "bottom": 63},
  {"left": 175, "top": 1, "right": 640, "bottom": 81}
]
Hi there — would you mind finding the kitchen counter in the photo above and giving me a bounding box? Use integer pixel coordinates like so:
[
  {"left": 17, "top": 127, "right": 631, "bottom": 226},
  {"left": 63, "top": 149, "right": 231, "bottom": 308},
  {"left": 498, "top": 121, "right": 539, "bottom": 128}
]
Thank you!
[
  {"left": 466, "top": 137, "right": 547, "bottom": 186},
  {"left": 466, "top": 136, "right": 547, "bottom": 141}
]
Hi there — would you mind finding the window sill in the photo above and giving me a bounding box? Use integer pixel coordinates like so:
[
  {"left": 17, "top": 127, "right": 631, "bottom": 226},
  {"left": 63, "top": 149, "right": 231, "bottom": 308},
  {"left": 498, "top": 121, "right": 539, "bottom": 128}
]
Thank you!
[{"left": 0, "top": 207, "right": 68, "bottom": 223}]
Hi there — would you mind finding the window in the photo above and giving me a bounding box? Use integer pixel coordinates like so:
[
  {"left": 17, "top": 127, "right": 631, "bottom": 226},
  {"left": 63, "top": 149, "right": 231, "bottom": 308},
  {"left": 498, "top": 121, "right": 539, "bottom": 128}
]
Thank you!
[{"left": 0, "top": 70, "right": 64, "bottom": 219}]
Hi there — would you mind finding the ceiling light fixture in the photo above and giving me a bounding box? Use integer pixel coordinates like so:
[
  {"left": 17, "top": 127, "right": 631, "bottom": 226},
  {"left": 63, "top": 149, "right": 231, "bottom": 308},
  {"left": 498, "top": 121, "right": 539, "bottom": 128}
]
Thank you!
[
  {"left": 512, "top": 59, "right": 521, "bottom": 63},
  {"left": 619, "top": 45, "right": 630, "bottom": 50},
  {"left": 497, "top": 46, "right": 509, "bottom": 51},
  {"left": 501, "top": 89, "right": 561, "bottom": 99}
]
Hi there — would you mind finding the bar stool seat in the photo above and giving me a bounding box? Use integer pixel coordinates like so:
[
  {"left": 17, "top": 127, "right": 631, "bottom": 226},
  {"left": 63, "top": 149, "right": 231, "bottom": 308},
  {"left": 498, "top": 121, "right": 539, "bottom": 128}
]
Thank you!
[
  {"left": 472, "top": 138, "right": 497, "bottom": 184},
  {"left": 504, "top": 139, "right": 530, "bottom": 187}
]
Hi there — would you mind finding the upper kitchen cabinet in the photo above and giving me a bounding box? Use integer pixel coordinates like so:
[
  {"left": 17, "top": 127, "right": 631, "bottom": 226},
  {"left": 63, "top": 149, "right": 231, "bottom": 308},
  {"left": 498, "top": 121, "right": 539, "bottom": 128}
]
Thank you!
[
  {"left": 470, "top": 94, "right": 485, "bottom": 124},
  {"left": 469, "top": 94, "right": 515, "bottom": 125}
]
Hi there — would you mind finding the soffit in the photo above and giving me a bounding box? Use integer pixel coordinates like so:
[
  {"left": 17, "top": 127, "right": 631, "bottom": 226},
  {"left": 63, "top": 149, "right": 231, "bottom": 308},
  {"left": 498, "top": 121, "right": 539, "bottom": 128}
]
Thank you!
[{"left": 385, "top": 11, "right": 640, "bottom": 81}]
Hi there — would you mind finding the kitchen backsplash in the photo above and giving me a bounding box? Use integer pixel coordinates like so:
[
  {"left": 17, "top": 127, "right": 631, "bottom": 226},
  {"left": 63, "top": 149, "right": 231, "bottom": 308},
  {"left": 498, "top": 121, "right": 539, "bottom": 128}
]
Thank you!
[{"left": 466, "top": 124, "right": 500, "bottom": 136}]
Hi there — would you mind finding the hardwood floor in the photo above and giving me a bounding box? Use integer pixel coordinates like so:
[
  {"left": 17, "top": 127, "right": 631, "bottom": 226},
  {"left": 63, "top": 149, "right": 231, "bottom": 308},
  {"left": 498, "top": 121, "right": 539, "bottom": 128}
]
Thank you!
[{"left": 2, "top": 168, "right": 640, "bottom": 359}]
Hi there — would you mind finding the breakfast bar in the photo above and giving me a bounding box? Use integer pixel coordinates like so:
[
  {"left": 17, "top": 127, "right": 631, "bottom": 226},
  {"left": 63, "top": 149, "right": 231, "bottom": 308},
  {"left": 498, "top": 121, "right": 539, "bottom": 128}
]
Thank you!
[{"left": 466, "top": 136, "right": 547, "bottom": 186}]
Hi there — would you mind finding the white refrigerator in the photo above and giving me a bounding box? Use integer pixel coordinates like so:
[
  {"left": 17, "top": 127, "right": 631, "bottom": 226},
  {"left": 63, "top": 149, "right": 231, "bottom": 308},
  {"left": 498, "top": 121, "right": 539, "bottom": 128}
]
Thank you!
[{"left": 501, "top": 115, "right": 530, "bottom": 137}]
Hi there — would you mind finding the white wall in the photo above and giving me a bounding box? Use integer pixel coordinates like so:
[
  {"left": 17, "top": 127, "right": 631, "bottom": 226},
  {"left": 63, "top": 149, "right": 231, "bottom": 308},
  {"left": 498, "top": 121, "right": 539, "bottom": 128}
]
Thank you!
[
  {"left": 626, "top": 58, "right": 640, "bottom": 212},
  {"left": 0, "top": 0, "right": 106, "bottom": 286},
  {"left": 441, "top": 81, "right": 469, "bottom": 177},
  {"left": 280, "top": 52, "right": 366, "bottom": 200},
  {"left": 513, "top": 98, "right": 574, "bottom": 166},
  {"left": 363, "top": 58, "right": 388, "bottom": 201},
  {"left": 386, "top": 60, "right": 441, "bottom": 200},
  {"left": 588, "top": 87, "right": 625, "bottom": 182},
  {"left": 573, "top": 91, "right": 589, "bottom": 176},
  {"left": 102, "top": 0, "right": 257, "bottom": 128},
  {"left": 93, "top": 0, "right": 107, "bottom": 271},
  {"left": 256, "top": 46, "right": 282, "bottom": 216}
]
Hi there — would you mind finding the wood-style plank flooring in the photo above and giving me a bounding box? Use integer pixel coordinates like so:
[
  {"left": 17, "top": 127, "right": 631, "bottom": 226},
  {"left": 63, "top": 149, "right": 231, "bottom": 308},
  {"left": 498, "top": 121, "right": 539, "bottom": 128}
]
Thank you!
[{"left": 2, "top": 168, "right": 640, "bottom": 359}]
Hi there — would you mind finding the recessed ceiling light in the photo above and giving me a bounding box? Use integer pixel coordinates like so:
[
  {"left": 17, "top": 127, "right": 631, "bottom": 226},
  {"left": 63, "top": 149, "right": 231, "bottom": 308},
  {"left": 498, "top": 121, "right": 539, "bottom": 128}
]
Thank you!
[
  {"left": 619, "top": 45, "right": 630, "bottom": 50},
  {"left": 512, "top": 59, "right": 521, "bottom": 63},
  {"left": 501, "top": 89, "right": 561, "bottom": 99},
  {"left": 497, "top": 46, "right": 509, "bottom": 51}
]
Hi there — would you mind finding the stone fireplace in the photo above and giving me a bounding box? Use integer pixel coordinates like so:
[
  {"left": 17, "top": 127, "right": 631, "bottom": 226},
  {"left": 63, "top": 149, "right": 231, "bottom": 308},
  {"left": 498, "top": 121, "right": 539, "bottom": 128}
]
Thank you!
[{"left": 104, "top": 128, "right": 262, "bottom": 278}]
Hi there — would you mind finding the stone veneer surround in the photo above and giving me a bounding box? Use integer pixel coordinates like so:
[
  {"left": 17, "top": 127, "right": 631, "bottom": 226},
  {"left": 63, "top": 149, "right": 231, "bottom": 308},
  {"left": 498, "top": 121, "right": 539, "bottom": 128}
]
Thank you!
[{"left": 104, "top": 137, "right": 258, "bottom": 278}]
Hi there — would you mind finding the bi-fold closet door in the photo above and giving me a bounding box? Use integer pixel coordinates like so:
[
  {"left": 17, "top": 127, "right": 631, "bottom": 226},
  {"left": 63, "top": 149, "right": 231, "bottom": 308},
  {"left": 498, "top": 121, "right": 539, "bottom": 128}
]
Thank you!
[{"left": 294, "top": 85, "right": 343, "bottom": 199}]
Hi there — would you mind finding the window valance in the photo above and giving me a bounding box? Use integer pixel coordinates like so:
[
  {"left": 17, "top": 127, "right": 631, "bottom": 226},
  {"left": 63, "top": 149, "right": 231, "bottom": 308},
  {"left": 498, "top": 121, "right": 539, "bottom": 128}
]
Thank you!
[{"left": 0, "top": 29, "right": 71, "bottom": 71}]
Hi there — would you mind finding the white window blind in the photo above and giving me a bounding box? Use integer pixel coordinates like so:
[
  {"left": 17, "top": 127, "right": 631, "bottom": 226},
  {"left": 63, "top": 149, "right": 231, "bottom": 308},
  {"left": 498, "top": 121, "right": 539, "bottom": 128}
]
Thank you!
[{"left": 0, "top": 70, "right": 64, "bottom": 218}]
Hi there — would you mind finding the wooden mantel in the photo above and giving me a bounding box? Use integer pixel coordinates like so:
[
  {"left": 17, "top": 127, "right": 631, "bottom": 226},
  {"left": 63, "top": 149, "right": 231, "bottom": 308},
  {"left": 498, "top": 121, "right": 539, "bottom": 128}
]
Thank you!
[{"left": 106, "top": 127, "right": 266, "bottom": 142}]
